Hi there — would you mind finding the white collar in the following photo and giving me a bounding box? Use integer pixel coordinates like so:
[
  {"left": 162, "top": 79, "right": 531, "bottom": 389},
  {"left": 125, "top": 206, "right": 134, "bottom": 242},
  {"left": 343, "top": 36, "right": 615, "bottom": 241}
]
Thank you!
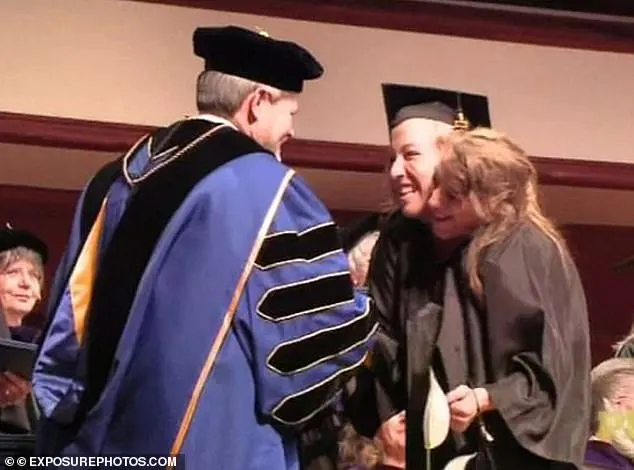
[
  {"left": 187, "top": 113, "right": 282, "bottom": 162},
  {"left": 188, "top": 113, "right": 238, "bottom": 130}
]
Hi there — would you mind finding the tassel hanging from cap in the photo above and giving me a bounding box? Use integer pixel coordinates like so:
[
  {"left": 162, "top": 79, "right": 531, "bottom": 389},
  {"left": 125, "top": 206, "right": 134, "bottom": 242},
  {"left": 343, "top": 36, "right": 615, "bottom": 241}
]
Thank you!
[{"left": 453, "top": 93, "right": 471, "bottom": 130}]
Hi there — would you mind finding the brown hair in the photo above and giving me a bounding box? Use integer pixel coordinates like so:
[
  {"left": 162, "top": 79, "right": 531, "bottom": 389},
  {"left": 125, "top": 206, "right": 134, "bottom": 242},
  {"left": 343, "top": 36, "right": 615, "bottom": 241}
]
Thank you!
[
  {"left": 435, "top": 127, "right": 567, "bottom": 299},
  {"left": 338, "top": 423, "right": 382, "bottom": 469}
]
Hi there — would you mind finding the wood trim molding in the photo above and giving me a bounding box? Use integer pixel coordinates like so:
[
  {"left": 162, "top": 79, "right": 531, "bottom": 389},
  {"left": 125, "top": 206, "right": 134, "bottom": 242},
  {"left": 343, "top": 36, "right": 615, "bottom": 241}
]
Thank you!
[
  {"left": 0, "top": 181, "right": 368, "bottom": 224},
  {"left": 1, "top": 111, "right": 634, "bottom": 190},
  {"left": 131, "top": 0, "right": 634, "bottom": 55},
  {"left": 0, "top": 112, "right": 155, "bottom": 153},
  {"left": 0, "top": 184, "right": 79, "bottom": 216}
]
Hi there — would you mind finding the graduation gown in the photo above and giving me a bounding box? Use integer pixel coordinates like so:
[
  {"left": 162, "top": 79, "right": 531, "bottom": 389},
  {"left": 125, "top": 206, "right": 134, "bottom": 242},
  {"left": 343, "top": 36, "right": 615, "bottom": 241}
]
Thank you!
[
  {"left": 357, "top": 213, "right": 591, "bottom": 469},
  {"left": 32, "top": 118, "right": 377, "bottom": 470}
]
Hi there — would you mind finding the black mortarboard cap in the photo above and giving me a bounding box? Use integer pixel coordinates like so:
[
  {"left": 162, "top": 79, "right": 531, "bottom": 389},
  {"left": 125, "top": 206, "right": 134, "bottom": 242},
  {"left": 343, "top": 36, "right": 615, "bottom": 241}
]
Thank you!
[
  {"left": 0, "top": 224, "right": 48, "bottom": 264},
  {"left": 339, "top": 214, "right": 381, "bottom": 253},
  {"left": 193, "top": 25, "right": 324, "bottom": 93},
  {"left": 382, "top": 83, "right": 491, "bottom": 130}
]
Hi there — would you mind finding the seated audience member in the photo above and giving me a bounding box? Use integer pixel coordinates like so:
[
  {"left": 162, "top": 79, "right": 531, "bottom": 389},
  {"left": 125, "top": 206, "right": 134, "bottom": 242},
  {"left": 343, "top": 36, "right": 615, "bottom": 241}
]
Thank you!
[
  {"left": 340, "top": 214, "right": 383, "bottom": 289},
  {"left": 0, "top": 225, "right": 46, "bottom": 343},
  {"left": 0, "top": 224, "right": 48, "bottom": 433},
  {"left": 339, "top": 411, "right": 405, "bottom": 470},
  {"left": 585, "top": 358, "right": 634, "bottom": 469}
]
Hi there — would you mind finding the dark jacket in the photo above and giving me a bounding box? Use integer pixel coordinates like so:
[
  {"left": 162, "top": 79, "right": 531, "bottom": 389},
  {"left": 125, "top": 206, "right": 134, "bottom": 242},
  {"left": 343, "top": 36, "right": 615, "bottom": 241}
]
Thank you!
[
  {"left": 0, "top": 315, "right": 38, "bottom": 434},
  {"left": 584, "top": 440, "right": 634, "bottom": 470}
]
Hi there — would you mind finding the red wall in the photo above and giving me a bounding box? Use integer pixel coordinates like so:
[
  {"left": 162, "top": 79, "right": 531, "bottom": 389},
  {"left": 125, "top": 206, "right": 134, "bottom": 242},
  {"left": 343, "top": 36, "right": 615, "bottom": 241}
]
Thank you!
[
  {"left": 0, "top": 186, "right": 77, "bottom": 293},
  {"left": 1, "top": 185, "right": 631, "bottom": 364},
  {"left": 561, "top": 225, "right": 634, "bottom": 362}
]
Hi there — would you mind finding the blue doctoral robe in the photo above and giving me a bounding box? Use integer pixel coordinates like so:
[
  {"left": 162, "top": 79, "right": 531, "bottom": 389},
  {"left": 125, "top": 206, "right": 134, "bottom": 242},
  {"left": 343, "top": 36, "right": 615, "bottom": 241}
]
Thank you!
[{"left": 33, "top": 118, "right": 377, "bottom": 469}]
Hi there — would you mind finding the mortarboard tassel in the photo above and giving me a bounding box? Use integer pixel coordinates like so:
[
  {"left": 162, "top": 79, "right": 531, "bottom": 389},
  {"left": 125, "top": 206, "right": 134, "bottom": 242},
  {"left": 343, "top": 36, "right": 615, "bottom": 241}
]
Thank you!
[
  {"left": 453, "top": 93, "right": 471, "bottom": 130},
  {"left": 255, "top": 26, "right": 270, "bottom": 37}
]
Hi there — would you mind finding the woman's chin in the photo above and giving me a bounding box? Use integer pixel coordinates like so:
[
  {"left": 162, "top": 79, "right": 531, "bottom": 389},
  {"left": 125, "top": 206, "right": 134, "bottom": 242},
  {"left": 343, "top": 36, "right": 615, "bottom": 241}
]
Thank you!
[
  {"left": 431, "top": 226, "right": 454, "bottom": 240},
  {"left": 399, "top": 202, "right": 425, "bottom": 220}
]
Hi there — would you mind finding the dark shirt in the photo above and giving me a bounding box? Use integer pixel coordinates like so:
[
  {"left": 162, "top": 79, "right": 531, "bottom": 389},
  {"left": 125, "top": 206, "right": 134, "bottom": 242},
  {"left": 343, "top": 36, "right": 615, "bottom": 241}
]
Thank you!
[
  {"left": 585, "top": 440, "right": 634, "bottom": 470},
  {"left": 345, "top": 465, "right": 403, "bottom": 470},
  {"left": 0, "top": 324, "right": 40, "bottom": 434},
  {"left": 9, "top": 325, "right": 39, "bottom": 343}
]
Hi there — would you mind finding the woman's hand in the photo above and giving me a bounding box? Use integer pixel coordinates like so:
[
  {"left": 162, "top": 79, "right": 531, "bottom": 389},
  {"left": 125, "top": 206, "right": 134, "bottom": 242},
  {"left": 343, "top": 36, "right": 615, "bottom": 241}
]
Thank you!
[
  {"left": 0, "top": 371, "right": 31, "bottom": 407},
  {"left": 446, "top": 385, "right": 492, "bottom": 433}
]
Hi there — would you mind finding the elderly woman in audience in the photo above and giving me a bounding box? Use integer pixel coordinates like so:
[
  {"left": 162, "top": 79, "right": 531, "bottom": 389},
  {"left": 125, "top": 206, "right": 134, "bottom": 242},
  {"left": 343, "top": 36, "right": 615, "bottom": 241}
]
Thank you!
[
  {"left": 0, "top": 224, "right": 47, "bottom": 433},
  {"left": 0, "top": 224, "right": 46, "bottom": 342},
  {"left": 585, "top": 358, "right": 634, "bottom": 469}
]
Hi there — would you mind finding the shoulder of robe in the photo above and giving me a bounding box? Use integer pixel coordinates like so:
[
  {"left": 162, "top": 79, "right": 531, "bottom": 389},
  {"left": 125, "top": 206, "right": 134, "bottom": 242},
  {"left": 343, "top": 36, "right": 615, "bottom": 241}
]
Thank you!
[
  {"left": 377, "top": 212, "right": 432, "bottom": 250},
  {"left": 480, "top": 222, "right": 560, "bottom": 276}
]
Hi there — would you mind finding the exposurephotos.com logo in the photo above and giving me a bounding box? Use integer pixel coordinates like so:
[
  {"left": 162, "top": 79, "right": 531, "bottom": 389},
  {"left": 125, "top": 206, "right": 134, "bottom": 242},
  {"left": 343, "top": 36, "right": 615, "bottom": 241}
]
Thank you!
[{"left": 3, "top": 455, "right": 181, "bottom": 468}]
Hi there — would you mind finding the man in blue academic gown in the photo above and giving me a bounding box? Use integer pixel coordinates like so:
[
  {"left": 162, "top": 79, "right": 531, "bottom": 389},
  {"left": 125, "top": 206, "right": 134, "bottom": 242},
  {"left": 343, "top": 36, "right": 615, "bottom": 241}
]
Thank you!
[{"left": 32, "top": 25, "right": 377, "bottom": 470}]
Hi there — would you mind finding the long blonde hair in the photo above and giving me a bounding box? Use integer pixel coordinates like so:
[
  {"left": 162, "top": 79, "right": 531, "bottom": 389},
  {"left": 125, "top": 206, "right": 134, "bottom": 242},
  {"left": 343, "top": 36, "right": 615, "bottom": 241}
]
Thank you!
[{"left": 436, "top": 127, "right": 567, "bottom": 299}]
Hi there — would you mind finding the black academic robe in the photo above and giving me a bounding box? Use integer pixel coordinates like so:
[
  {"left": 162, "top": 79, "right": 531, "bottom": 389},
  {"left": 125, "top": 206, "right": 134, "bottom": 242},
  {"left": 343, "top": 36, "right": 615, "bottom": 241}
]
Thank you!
[{"left": 355, "top": 213, "right": 591, "bottom": 470}]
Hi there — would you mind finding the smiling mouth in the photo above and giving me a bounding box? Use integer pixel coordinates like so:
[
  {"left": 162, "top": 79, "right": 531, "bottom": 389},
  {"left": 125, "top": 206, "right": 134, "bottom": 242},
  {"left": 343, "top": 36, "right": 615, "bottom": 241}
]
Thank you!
[
  {"left": 398, "top": 187, "right": 415, "bottom": 197},
  {"left": 12, "top": 295, "right": 31, "bottom": 301}
]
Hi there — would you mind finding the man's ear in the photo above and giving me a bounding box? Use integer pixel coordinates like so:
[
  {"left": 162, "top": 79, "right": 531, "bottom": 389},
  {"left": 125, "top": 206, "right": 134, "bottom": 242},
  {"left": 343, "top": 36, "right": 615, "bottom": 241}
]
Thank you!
[{"left": 245, "top": 88, "right": 270, "bottom": 124}]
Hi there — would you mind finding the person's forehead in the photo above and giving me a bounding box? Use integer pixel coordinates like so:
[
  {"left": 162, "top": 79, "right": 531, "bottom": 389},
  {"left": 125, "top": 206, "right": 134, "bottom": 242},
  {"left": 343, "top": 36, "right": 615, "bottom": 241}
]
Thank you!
[
  {"left": 621, "top": 374, "right": 634, "bottom": 390},
  {"left": 275, "top": 92, "right": 299, "bottom": 106},
  {"left": 4, "top": 258, "right": 32, "bottom": 268},
  {"left": 390, "top": 118, "right": 450, "bottom": 146}
]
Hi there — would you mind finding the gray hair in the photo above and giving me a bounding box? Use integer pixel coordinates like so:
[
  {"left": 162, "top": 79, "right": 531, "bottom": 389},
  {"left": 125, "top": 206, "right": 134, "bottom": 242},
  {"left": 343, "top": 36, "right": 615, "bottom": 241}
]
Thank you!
[
  {"left": 591, "top": 358, "right": 634, "bottom": 434},
  {"left": 0, "top": 246, "right": 45, "bottom": 294},
  {"left": 196, "top": 70, "right": 261, "bottom": 118},
  {"left": 347, "top": 231, "right": 380, "bottom": 288},
  {"left": 614, "top": 323, "right": 634, "bottom": 356}
]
